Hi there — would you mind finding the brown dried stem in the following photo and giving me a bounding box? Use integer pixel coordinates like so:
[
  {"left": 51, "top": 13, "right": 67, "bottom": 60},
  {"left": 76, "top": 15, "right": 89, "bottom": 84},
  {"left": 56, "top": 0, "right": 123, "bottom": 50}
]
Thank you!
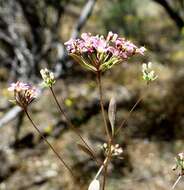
[{"left": 24, "top": 108, "right": 75, "bottom": 178}]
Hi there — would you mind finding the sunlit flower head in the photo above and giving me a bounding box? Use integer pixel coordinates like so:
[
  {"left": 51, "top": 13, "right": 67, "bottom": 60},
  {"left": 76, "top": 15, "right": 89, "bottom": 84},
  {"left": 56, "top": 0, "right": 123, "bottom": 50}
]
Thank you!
[
  {"left": 173, "top": 152, "right": 184, "bottom": 173},
  {"left": 64, "top": 32, "right": 146, "bottom": 72},
  {"left": 176, "top": 152, "right": 184, "bottom": 169},
  {"left": 102, "top": 143, "right": 123, "bottom": 157},
  {"left": 8, "top": 81, "right": 37, "bottom": 109},
  {"left": 142, "top": 62, "right": 158, "bottom": 83},
  {"left": 178, "top": 153, "right": 184, "bottom": 161},
  {"left": 40, "top": 68, "right": 55, "bottom": 87}
]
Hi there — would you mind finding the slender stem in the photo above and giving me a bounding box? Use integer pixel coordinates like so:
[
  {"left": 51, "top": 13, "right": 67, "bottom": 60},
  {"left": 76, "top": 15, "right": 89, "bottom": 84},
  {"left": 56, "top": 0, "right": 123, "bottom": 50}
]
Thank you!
[
  {"left": 115, "top": 82, "right": 151, "bottom": 136},
  {"left": 102, "top": 140, "right": 112, "bottom": 190},
  {"left": 102, "top": 162, "right": 108, "bottom": 190},
  {"left": 49, "top": 87, "right": 98, "bottom": 164},
  {"left": 96, "top": 71, "right": 111, "bottom": 141},
  {"left": 115, "top": 97, "right": 142, "bottom": 136},
  {"left": 96, "top": 71, "right": 113, "bottom": 190},
  {"left": 172, "top": 175, "right": 182, "bottom": 189},
  {"left": 24, "top": 109, "right": 75, "bottom": 177}
]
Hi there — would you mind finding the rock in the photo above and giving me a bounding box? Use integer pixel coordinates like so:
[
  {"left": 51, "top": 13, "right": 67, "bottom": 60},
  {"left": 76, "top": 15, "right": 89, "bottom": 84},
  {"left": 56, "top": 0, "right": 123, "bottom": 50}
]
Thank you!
[{"left": 0, "top": 148, "right": 18, "bottom": 182}]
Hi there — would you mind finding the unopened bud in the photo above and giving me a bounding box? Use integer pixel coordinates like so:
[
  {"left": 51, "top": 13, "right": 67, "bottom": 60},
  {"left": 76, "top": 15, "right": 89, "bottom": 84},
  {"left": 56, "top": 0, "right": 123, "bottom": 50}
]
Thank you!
[{"left": 40, "top": 68, "right": 55, "bottom": 87}]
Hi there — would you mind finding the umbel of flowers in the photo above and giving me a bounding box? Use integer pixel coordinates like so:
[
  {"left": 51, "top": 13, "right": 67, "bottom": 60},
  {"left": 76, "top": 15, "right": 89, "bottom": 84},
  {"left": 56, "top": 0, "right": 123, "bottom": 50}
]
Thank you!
[{"left": 64, "top": 31, "right": 146, "bottom": 72}]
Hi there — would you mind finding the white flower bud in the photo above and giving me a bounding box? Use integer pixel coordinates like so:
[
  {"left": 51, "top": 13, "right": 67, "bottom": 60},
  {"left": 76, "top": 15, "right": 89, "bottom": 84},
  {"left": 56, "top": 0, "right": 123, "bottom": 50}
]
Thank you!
[
  {"left": 147, "top": 62, "right": 152, "bottom": 69},
  {"left": 142, "top": 62, "right": 158, "bottom": 82},
  {"left": 40, "top": 68, "right": 55, "bottom": 87}
]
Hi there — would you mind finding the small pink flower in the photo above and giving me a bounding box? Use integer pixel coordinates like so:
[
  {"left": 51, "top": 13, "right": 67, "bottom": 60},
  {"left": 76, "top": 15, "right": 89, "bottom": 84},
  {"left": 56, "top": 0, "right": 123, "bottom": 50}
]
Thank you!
[
  {"left": 136, "top": 46, "right": 146, "bottom": 55},
  {"left": 106, "top": 31, "right": 118, "bottom": 42},
  {"left": 8, "top": 81, "right": 30, "bottom": 92}
]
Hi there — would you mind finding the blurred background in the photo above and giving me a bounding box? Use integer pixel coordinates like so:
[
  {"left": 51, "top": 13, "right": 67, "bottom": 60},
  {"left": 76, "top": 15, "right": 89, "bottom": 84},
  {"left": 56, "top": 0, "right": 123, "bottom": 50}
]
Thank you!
[{"left": 0, "top": 0, "right": 184, "bottom": 189}]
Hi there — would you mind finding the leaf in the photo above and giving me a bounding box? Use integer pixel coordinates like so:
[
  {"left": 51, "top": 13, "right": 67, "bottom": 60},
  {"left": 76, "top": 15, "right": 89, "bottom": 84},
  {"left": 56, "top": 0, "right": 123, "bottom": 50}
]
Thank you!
[
  {"left": 88, "top": 179, "right": 100, "bottom": 190},
  {"left": 77, "top": 143, "right": 95, "bottom": 159},
  {"left": 108, "top": 97, "right": 116, "bottom": 136}
]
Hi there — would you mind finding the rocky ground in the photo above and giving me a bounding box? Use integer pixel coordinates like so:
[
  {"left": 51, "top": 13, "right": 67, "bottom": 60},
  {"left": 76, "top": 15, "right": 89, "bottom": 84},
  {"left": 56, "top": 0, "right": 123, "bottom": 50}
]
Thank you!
[{"left": 0, "top": 62, "right": 184, "bottom": 190}]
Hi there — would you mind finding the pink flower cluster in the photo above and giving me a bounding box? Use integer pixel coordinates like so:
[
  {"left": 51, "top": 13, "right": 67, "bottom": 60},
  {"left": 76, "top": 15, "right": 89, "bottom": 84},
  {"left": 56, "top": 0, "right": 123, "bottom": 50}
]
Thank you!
[
  {"left": 8, "top": 81, "right": 37, "bottom": 109},
  {"left": 64, "top": 32, "right": 146, "bottom": 72}
]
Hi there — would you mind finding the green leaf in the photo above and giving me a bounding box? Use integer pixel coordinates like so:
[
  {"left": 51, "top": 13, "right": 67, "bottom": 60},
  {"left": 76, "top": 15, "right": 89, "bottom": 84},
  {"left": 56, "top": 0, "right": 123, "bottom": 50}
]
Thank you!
[{"left": 108, "top": 97, "right": 116, "bottom": 136}]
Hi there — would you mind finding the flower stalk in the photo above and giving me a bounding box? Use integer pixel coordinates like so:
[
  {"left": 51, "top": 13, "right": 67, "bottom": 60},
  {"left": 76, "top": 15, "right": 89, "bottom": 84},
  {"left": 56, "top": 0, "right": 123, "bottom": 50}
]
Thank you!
[
  {"left": 96, "top": 71, "right": 111, "bottom": 141},
  {"left": 40, "top": 68, "right": 98, "bottom": 164},
  {"left": 115, "top": 96, "right": 143, "bottom": 136},
  {"left": 49, "top": 86, "right": 98, "bottom": 164},
  {"left": 24, "top": 109, "right": 75, "bottom": 177}
]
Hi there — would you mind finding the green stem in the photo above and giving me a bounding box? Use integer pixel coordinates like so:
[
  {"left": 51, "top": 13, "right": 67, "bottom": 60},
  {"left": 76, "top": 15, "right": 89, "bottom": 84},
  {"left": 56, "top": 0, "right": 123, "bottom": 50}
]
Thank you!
[
  {"left": 24, "top": 109, "right": 75, "bottom": 178},
  {"left": 96, "top": 71, "right": 113, "bottom": 190},
  {"left": 96, "top": 71, "right": 111, "bottom": 141},
  {"left": 49, "top": 87, "right": 98, "bottom": 164}
]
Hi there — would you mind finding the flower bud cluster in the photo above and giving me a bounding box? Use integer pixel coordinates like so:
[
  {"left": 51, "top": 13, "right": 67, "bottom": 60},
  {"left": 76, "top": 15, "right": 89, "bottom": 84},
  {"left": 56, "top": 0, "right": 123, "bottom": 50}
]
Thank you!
[
  {"left": 103, "top": 143, "right": 123, "bottom": 157},
  {"left": 142, "top": 62, "right": 157, "bottom": 82},
  {"left": 64, "top": 32, "right": 146, "bottom": 72},
  {"left": 8, "top": 81, "right": 37, "bottom": 109},
  {"left": 173, "top": 152, "right": 184, "bottom": 176},
  {"left": 40, "top": 68, "right": 55, "bottom": 87}
]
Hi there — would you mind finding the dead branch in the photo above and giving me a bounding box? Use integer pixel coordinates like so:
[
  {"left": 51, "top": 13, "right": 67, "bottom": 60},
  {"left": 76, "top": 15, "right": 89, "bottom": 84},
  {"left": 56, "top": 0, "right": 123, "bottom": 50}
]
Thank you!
[{"left": 0, "top": 0, "right": 97, "bottom": 128}]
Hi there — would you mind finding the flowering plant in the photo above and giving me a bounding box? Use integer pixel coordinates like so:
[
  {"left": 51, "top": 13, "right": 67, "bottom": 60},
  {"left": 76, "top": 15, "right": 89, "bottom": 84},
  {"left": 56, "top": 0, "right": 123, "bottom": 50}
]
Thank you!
[{"left": 7, "top": 31, "right": 159, "bottom": 190}]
